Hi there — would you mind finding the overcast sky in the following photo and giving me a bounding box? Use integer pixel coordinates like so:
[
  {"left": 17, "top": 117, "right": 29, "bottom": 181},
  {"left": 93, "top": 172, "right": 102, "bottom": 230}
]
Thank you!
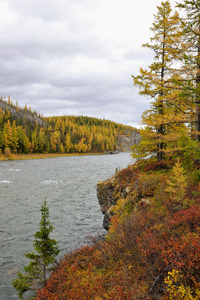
[{"left": 0, "top": 0, "right": 177, "bottom": 128}]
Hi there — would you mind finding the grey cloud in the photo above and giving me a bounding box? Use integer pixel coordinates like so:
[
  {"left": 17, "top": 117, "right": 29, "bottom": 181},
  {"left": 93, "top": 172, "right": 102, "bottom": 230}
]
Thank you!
[{"left": 0, "top": 0, "right": 162, "bottom": 126}]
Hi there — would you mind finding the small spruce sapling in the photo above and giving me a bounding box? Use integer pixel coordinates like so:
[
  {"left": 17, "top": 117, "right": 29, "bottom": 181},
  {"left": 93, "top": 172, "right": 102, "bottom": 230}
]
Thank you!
[{"left": 12, "top": 199, "right": 60, "bottom": 299}]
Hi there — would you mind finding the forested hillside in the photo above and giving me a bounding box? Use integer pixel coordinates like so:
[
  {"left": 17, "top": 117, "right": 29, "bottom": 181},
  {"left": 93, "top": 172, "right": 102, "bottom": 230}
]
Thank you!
[{"left": 0, "top": 97, "right": 139, "bottom": 156}]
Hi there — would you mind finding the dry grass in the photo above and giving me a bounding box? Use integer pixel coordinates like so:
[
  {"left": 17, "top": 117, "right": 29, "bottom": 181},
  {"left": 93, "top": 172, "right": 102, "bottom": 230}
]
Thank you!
[{"left": 0, "top": 152, "right": 102, "bottom": 161}]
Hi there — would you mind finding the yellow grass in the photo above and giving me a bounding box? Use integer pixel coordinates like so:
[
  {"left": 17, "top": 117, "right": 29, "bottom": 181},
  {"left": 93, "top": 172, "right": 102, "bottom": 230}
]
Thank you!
[{"left": 0, "top": 152, "right": 103, "bottom": 161}]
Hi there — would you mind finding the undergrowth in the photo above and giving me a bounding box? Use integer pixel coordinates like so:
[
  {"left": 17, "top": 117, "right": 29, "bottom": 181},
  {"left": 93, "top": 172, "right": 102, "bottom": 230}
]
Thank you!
[{"left": 35, "top": 158, "right": 200, "bottom": 299}]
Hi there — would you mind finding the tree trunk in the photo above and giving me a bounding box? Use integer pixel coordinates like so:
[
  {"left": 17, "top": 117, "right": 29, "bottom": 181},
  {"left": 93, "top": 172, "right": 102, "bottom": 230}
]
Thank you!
[
  {"left": 195, "top": 25, "right": 200, "bottom": 141},
  {"left": 157, "top": 127, "right": 163, "bottom": 161},
  {"left": 157, "top": 41, "right": 165, "bottom": 161},
  {"left": 43, "top": 264, "right": 46, "bottom": 287}
]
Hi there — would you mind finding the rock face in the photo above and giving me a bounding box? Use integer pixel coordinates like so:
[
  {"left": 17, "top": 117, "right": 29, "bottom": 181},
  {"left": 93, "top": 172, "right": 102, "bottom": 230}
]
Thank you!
[
  {"left": 97, "top": 163, "right": 157, "bottom": 231},
  {"left": 0, "top": 99, "right": 46, "bottom": 126},
  {"left": 97, "top": 177, "right": 130, "bottom": 230},
  {"left": 116, "top": 130, "right": 141, "bottom": 152},
  {"left": 97, "top": 180, "right": 116, "bottom": 230}
]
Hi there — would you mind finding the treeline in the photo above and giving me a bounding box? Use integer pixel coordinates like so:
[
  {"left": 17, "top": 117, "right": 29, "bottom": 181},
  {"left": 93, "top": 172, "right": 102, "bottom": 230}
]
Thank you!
[{"left": 0, "top": 100, "right": 138, "bottom": 155}]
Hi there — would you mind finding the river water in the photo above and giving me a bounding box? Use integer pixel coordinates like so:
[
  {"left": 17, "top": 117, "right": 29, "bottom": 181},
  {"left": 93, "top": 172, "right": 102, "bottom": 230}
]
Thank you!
[{"left": 0, "top": 153, "right": 134, "bottom": 299}]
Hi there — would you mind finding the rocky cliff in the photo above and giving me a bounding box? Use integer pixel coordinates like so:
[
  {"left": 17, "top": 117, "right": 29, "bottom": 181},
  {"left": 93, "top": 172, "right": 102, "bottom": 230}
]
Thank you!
[
  {"left": 97, "top": 175, "right": 134, "bottom": 230},
  {"left": 0, "top": 99, "right": 46, "bottom": 126},
  {"left": 116, "top": 130, "right": 140, "bottom": 152},
  {"left": 97, "top": 166, "right": 134, "bottom": 230},
  {"left": 97, "top": 180, "right": 116, "bottom": 230},
  {"left": 97, "top": 161, "right": 166, "bottom": 230}
]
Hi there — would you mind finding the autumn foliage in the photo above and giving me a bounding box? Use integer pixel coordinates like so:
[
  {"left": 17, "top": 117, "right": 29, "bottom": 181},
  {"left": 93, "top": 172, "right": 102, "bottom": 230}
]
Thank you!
[
  {"left": 7, "top": 0, "right": 200, "bottom": 298},
  {"left": 0, "top": 98, "right": 138, "bottom": 156},
  {"left": 132, "top": 0, "right": 200, "bottom": 162},
  {"left": 35, "top": 159, "right": 200, "bottom": 299}
]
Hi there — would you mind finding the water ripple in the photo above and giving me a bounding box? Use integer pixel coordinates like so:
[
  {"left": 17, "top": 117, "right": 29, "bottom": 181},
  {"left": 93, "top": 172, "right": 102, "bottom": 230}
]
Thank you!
[
  {"left": 0, "top": 153, "right": 134, "bottom": 300},
  {"left": 0, "top": 180, "right": 11, "bottom": 184}
]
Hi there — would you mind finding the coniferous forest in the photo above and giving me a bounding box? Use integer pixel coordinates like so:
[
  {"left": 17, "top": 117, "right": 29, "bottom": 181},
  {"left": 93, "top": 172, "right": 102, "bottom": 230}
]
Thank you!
[{"left": 0, "top": 97, "right": 138, "bottom": 157}]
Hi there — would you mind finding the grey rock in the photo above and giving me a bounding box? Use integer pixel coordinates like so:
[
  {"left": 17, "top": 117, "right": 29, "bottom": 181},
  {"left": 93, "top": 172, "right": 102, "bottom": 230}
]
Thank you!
[
  {"left": 116, "top": 130, "right": 141, "bottom": 152},
  {"left": 0, "top": 99, "right": 46, "bottom": 126}
]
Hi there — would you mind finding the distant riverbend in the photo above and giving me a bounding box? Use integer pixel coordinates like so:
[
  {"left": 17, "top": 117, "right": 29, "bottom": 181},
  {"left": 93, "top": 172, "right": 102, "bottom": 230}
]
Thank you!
[{"left": 0, "top": 152, "right": 134, "bottom": 300}]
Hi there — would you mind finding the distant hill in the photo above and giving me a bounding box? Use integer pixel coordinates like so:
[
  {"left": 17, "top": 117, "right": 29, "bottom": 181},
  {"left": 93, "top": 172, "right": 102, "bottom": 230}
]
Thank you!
[{"left": 0, "top": 97, "right": 140, "bottom": 155}]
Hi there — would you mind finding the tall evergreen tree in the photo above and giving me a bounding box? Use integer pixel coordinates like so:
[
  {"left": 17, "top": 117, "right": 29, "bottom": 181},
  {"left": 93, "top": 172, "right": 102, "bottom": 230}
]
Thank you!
[
  {"left": 132, "top": 1, "right": 185, "bottom": 161},
  {"left": 12, "top": 200, "right": 60, "bottom": 299}
]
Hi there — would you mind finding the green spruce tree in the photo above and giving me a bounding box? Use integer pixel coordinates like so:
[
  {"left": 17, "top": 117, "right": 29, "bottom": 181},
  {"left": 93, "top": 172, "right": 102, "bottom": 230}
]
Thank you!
[{"left": 12, "top": 200, "right": 60, "bottom": 299}]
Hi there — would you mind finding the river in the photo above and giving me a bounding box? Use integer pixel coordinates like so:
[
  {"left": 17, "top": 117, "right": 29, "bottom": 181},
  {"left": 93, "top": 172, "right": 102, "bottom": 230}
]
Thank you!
[{"left": 0, "top": 153, "right": 134, "bottom": 299}]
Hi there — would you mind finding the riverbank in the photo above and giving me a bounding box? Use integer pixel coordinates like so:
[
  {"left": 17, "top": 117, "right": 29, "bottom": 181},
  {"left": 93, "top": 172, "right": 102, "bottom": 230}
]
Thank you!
[
  {"left": 35, "top": 158, "right": 200, "bottom": 299},
  {"left": 0, "top": 152, "right": 105, "bottom": 161}
]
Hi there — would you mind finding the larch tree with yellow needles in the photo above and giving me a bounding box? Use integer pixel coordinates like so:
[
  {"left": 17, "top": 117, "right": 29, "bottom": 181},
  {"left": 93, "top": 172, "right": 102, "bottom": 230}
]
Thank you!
[{"left": 132, "top": 1, "right": 189, "bottom": 161}]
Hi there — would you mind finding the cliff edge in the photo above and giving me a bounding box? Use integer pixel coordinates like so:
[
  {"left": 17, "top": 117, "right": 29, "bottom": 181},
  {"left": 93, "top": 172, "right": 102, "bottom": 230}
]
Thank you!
[{"left": 97, "top": 160, "right": 173, "bottom": 230}]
